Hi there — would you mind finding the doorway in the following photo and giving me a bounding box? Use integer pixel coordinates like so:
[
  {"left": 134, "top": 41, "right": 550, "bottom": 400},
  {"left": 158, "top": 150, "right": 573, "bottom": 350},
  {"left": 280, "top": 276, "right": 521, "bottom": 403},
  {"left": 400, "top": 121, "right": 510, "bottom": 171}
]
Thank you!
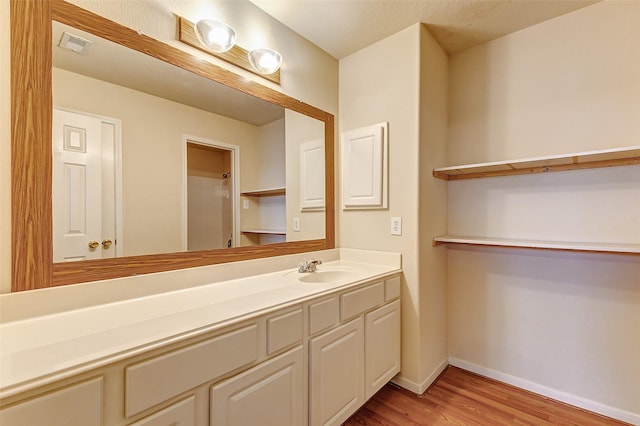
[
  {"left": 52, "top": 107, "right": 122, "bottom": 261},
  {"left": 184, "top": 136, "right": 240, "bottom": 251}
]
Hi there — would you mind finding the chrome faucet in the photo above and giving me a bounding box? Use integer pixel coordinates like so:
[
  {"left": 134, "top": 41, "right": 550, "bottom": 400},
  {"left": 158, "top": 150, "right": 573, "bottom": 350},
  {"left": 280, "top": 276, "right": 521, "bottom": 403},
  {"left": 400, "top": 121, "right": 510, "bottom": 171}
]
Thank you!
[{"left": 298, "top": 259, "right": 322, "bottom": 273}]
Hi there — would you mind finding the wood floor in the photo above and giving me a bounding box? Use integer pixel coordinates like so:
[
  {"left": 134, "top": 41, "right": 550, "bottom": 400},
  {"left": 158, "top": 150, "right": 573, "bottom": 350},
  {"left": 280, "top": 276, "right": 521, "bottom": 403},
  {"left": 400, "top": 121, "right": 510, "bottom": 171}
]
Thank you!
[{"left": 344, "top": 366, "right": 629, "bottom": 426}]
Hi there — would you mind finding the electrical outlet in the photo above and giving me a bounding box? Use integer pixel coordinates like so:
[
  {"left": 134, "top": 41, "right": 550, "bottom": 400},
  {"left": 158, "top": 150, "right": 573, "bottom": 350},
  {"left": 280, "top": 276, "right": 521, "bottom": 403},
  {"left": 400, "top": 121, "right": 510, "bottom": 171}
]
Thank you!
[
  {"left": 293, "top": 217, "right": 300, "bottom": 232},
  {"left": 391, "top": 216, "right": 402, "bottom": 236},
  {"left": 243, "top": 199, "right": 249, "bottom": 209}
]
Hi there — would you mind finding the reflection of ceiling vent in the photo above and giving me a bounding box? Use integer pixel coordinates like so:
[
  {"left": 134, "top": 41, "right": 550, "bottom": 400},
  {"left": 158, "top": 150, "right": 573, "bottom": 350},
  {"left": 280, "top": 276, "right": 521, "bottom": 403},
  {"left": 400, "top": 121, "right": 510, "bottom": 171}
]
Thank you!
[{"left": 58, "top": 32, "right": 93, "bottom": 55}]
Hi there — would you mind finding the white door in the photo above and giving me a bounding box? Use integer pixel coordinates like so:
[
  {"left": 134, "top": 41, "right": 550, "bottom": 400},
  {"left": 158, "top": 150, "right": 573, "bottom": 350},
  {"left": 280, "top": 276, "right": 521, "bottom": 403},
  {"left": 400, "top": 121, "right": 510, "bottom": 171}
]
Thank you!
[{"left": 52, "top": 108, "right": 116, "bottom": 261}]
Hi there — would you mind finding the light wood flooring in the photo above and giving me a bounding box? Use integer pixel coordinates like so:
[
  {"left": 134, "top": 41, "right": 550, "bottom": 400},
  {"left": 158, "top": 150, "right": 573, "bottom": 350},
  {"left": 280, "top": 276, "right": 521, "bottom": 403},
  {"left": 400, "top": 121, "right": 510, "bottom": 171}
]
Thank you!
[{"left": 344, "top": 366, "right": 630, "bottom": 425}]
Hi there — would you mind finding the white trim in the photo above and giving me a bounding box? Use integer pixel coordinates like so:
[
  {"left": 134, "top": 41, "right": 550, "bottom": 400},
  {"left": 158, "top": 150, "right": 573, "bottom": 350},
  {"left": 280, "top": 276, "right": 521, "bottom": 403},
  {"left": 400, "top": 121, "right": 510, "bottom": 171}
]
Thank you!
[
  {"left": 449, "top": 357, "right": 640, "bottom": 425},
  {"left": 182, "top": 135, "right": 241, "bottom": 250},
  {"left": 391, "top": 357, "right": 448, "bottom": 394},
  {"left": 112, "top": 120, "right": 124, "bottom": 257}
]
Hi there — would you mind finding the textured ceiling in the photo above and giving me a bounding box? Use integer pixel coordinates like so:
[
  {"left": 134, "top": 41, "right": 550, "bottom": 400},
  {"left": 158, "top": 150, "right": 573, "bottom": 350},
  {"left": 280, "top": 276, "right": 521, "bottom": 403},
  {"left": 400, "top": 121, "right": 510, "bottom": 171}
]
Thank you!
[{"left": 249, "top": 0, "right": 599, "bottom": 58}]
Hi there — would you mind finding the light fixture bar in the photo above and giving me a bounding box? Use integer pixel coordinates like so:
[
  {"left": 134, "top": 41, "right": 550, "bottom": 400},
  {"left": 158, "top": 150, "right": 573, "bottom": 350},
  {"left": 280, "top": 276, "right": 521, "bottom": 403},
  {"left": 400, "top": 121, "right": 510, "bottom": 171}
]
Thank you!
[{"left": 177, "top": 16, "right": 280, "bottom": 84}]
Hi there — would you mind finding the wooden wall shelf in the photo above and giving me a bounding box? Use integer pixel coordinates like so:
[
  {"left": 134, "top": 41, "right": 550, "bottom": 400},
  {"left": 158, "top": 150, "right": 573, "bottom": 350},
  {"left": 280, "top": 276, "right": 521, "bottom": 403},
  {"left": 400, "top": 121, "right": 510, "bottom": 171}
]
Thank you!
[
  {"left": 433, "top": 146, "right": 640, "bottom": 180},
  {"left": 241, "top": 187, "right": 286, "bottom": 197},
  {"left": 242, "top": 229, "right": 286, "bottom": 235},
  {"left": 433, "top": 236, "right": 640, "bottom": 255}
]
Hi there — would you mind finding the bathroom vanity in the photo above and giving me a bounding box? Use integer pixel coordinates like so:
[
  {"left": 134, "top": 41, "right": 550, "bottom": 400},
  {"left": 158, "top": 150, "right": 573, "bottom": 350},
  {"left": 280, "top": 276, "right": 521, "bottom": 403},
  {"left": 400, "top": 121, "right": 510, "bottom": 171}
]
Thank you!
[{"left": 0, "top": 250, "right": 401, "bottom": 425}]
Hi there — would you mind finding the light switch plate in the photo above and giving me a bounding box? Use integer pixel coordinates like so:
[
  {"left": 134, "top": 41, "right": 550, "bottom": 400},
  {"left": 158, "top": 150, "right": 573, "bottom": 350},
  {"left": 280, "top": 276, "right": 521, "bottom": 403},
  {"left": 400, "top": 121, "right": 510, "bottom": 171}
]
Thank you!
[
  {"left": 293, "top": 217, "right": 300, "bottom": 232},
  {"left": 242, "top": 199, "right": 249, "bottom": 209},
  {"left": 391, "top": 216, "right": 402, "bottom": 235}
]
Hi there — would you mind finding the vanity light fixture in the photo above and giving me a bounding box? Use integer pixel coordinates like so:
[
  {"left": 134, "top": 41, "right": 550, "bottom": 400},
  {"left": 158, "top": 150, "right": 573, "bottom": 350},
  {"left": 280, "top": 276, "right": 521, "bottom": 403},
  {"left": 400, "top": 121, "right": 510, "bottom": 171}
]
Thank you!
[
  {"left": 177, "top": 16, "right": 282, "bottom": 84},
  {"left": 248, "top": 48, "right": 283, "bottom": 75},
  {"left": 194, "top": 19, "right": 236, "bottom": 53}
]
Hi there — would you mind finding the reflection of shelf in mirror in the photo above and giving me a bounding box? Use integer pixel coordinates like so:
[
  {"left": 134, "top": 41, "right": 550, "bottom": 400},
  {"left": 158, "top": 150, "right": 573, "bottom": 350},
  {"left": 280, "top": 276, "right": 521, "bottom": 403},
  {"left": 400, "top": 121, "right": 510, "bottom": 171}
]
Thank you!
[
  {"left": 433, "top": 145, "right": 640, "bottom": 180},
  {"left": 433, "top": 236, "right": 640, "bottom": 255},
  {"left": 241, "top": 187, "right": 286, "bottom": 197},
  {"left": 242, "top": 229, "right": 286, "bottom": 235}
]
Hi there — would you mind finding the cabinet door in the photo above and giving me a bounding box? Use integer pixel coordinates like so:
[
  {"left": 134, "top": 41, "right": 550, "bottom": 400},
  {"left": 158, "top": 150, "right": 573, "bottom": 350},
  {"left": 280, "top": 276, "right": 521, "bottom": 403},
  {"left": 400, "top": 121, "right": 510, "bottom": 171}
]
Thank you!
[
  {"left": 365, "top": 300, "right": 401, "bottom": 399},
  {"left": 210, "top": 347, "right": 303, "bottom": 426},
  {"left": 309, "top": 317, "right": 364, "bottom": 426}
]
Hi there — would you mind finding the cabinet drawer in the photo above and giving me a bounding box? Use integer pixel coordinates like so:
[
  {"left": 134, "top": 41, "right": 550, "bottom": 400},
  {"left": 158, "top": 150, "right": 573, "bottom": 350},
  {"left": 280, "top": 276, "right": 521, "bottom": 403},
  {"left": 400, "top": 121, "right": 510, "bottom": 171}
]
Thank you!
[
  {"left": 384, "top": 276, "right": 401, "bottom": 301},
  {"left": 308, "top": 296, "right": 339, "bottom": 336},
  {"left": 267, "top": 308, "right": 303, "bottom": 355},
  {"left": 0, "top": 377, "right": 103, "bottom": 426},
  {"left": 125, "top": 324, "right": 258, "bottom": 417},
  {"left": 129, "top": 395, "right": 195, "bottom": 426},
  {"left": 340, "top": 282, "right": 384, "bottom": 321},
  {"left": 211, "top": 347, "right": 304, "bottom": 426}
]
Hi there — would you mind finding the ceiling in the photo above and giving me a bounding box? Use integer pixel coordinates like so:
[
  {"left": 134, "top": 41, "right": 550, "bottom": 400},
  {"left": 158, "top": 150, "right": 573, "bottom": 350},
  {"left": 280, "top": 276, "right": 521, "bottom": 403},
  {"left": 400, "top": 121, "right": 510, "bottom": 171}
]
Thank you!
[
  {"left": 249, "top": 0, "right": 599, "bottom": 58},
  {"left": 53, "top": 21, "right": 284, "bottom": 126}
]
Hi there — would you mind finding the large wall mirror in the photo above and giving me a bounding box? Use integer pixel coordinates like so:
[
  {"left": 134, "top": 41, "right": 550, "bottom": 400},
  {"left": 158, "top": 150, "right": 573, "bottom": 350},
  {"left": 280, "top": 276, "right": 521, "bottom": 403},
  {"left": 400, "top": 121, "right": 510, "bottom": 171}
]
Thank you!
[{"left": 10, "top": 0, "right": 335, "bottom": 291}]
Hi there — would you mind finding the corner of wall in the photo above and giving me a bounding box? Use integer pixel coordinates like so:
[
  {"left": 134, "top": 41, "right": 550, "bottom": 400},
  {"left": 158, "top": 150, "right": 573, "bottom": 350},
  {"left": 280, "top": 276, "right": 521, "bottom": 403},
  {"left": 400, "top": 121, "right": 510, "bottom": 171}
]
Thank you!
[{"left": 417, "top": 24, "right": 450, "bottom": 384}]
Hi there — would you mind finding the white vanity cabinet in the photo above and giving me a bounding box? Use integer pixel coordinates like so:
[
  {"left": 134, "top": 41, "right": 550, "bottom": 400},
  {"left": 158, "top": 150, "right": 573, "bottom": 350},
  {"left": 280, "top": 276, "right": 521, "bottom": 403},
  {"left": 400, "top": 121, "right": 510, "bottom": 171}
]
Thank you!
[
  {"left": 125, "top": 323, "right": 260, "bottom": 417},
  {"left": 0, "top": 271, "right": 401, "bottom": 426},
  {"left": 309, "top": 275, "right": 401, "bottom": 426}
]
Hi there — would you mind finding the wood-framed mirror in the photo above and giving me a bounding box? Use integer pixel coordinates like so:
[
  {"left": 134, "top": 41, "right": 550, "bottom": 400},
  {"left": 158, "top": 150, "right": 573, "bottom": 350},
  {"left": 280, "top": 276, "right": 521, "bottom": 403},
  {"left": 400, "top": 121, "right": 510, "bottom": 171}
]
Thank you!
[{"left": 10, "top": 0, "right": 335, "bottom": 291}]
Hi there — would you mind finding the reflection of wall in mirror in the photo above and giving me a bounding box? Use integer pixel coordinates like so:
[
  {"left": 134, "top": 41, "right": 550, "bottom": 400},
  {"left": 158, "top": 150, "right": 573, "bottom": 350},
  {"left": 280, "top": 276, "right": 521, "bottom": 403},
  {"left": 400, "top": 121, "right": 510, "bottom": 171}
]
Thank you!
[
  {"left": 53, "top": 67, "right": 262, "bottom": 257},
  {"left": 186, "top": 143, "right": 232, "bottom": 251},
  {"left": 240, "top": 119, "right": 286, "bottom": 247},
  {"left": 286, "top": 110, "right": 326, "bottom": 242}
]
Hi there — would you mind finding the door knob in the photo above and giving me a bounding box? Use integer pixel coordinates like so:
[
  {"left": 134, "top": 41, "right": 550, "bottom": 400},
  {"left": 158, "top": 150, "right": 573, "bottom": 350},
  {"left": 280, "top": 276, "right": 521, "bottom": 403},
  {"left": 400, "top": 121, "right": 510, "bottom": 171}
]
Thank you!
[
  {"left": 88, "top": 240, "right": 99, "bottom": 249},
  {"left": 102, "top": 239, "right": 113, "bottom": 249}
]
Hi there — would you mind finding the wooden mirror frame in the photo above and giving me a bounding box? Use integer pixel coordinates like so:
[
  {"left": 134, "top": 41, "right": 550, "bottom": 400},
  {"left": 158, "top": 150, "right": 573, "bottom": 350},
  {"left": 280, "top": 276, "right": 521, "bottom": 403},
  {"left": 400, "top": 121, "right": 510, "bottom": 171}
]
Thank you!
[{"left": 10, "top": 0, "right": 335, "bottom": 291}]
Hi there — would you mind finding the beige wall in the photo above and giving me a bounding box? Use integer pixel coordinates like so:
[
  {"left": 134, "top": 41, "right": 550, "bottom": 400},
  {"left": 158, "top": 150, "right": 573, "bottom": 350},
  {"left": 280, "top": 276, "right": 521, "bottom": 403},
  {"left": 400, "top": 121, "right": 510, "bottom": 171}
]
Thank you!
[
  {"left": 448, "top": 1, "right": 640, "bottom": 164},
  {"left": 255, "top": 118, "right": 286, "bottom": 190},
  {"left": 447, "top": 1, "right": 640, "bottom": 419},
  {"left": 418, "top": 25, "right": 449, "bottom": 384},
  {"left": 2, "top": 0, "right": 338, "bottom": 293},
  {"left": 339, "top": 24, "right": 449, "bottom": 390},
  {"left": 285, "top": 110, "right": 325, "bottom": 242}
]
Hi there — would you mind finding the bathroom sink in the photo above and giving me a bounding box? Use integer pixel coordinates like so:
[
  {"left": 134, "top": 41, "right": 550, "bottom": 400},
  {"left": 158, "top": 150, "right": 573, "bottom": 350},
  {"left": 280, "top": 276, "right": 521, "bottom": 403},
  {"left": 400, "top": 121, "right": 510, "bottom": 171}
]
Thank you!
[
  {"left": 283, "top": 263, "right": 368, "bottom": 284},
  {"left": 297, "top": 269, "right": 358, "bottom": 283}
]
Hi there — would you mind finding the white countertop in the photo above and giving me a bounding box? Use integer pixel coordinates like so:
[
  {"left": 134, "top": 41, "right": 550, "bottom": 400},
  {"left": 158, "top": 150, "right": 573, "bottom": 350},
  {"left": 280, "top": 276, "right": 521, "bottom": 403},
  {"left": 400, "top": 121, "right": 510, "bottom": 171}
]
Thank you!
[{"left": 0, "top": 253, "right": 400, "bottom": 399}]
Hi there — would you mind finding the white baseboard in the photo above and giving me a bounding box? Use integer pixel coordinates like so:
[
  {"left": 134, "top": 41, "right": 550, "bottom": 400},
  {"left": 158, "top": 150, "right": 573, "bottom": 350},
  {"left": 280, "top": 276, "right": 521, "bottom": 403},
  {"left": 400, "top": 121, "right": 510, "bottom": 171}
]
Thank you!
[
  {"left": 391, "top": 357, "right": 448, "bottom": 394},
  {"left": 449, "top": 357, "right": 640, "bottom": 425}
]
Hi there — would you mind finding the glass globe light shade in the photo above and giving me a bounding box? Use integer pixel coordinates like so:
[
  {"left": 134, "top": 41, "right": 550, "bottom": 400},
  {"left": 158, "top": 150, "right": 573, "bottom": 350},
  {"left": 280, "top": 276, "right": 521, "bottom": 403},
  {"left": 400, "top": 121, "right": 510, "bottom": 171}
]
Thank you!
[
  {"left": 194, "top": 20, "right": 236, "bottom": 53},
  {"left": 248, "top": 48, "right": 283, "bottom": 75}
]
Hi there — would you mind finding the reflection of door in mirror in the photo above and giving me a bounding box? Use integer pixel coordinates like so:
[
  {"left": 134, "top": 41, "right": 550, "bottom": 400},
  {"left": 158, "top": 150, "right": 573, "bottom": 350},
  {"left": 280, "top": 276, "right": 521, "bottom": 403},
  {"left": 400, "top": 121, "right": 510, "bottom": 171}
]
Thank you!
[
  {"left": 52, "top": 108, "right": 122, "bottom": 261},
  {"left": 186, "top": 142, "right": 234, "bottom": 251}
]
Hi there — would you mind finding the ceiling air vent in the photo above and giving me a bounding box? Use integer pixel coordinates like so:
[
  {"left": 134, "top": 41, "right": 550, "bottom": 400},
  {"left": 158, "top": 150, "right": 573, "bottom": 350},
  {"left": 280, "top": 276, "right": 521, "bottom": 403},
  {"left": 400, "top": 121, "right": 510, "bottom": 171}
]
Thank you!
[{"left": 58, "top": 31, "right": 93, "bottom": 55}]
